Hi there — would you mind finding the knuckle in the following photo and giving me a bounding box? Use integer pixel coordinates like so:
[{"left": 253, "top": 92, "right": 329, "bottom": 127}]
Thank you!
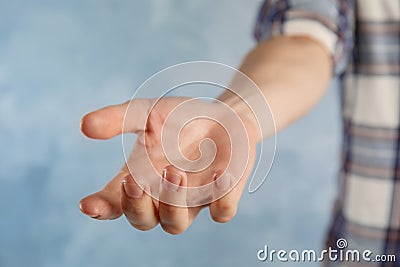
[
  {"left": 131, "top": 206, "right": 148, "bottom": 217},
  {"left": 160, "top": 223, "right": 188, "bottom": 235},
  {"left": 129, "top": 221, "right": 157, "bottom": 231},
  {"left": 211, "top": 213, "right": 236, "bottom": 223},
  {"left": 215, "top": 201, "right": 235, "bottom": 214},
  {"left": 161, "top": 204, "right": 178, "bottom": 214},
  {"left": 159, "top": 205, "right": 189, "bottom": 235},
  {"left": 211, "top": 203, "right": 237, "bottom": 223},
  {"left": 122, "top": 201, "right": 147, "bottom": 217}
]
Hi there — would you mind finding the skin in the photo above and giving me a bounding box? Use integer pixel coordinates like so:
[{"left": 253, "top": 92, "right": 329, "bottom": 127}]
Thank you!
[{"left": 79, "top": 35, "right": 332, "bottom": 234}]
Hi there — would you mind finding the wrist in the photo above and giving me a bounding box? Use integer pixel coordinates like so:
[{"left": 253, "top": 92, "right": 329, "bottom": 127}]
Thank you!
[{"left": 217, "top": 92, "right": 264, "bottom": 143}]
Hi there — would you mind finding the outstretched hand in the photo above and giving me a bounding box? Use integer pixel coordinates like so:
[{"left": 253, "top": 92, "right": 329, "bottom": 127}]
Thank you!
[{"left": 79, "top": 97, "right": 259, "bottom": 234}]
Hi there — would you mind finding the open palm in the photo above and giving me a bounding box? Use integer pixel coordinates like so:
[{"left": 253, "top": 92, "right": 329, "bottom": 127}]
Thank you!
[{"left": 79, "top": 97, "right": 258, "bottom": 234}]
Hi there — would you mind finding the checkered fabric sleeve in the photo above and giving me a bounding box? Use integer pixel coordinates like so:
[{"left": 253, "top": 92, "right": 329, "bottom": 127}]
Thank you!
[{"left": 253, "top": 0, "right": 354, "bottom": 75}]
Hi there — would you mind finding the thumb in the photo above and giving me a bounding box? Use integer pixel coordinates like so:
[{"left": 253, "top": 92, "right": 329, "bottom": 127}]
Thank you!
[{"left": 81, "top": 99, "right": 152, "bottom": 140}]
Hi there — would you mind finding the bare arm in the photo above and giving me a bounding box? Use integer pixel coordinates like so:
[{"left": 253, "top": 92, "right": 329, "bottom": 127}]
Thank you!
[{"left": 219, "top": 35, "right": 332, "bottom": 139}]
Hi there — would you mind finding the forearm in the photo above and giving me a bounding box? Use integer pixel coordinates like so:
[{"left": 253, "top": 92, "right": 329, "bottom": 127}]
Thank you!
[{"left": 219, "top": 35, "right": 332, "bottom": 140}]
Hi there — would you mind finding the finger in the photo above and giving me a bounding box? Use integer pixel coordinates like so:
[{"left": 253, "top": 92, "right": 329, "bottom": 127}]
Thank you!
[
  {"left": 209, "top": 172, "right": 242, "bottom": 223},
  {"left": 81, "top": 99, "right": 152, "bottom": 140},
  {"left": 121, "top": 175, "right": 158, "bottom": 231},
  {"left": 79, "top": 190, "right": 123, "bottom": 220},
  {"left": 158, "top": 166, "right": 190, "bottom": 235},
  {"left": 79, "top": 170, "right": 126, "bottom": 220}
]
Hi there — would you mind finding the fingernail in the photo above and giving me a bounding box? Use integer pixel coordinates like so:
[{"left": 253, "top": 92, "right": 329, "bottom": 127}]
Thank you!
[
  {"left": 215, "top": 172, "right": 230, "bottom": 191},
  {"left": 122, "top": 176, "right": 143, "bottom": 199},
  {"left": 162, "top": 168, "right": 181, "bottom": 192},
  {"left": 79, "top": 202, "right": 100, "bottom": 218}
]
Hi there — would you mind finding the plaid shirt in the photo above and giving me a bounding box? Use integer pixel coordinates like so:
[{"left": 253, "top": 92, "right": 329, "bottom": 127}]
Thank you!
[{"left": 255, "top": 0, "right": 400, "bottom": 266}]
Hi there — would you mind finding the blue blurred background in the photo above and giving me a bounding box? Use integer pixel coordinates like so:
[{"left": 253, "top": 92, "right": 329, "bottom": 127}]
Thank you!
[{"left": 0, "top": 0, "right": 341, "bottom": 266}]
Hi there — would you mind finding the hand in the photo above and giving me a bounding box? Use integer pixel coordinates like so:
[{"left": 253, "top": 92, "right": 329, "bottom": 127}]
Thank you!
[{"left": 79, "top": 97, "right": 259, "bottom": 234}]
